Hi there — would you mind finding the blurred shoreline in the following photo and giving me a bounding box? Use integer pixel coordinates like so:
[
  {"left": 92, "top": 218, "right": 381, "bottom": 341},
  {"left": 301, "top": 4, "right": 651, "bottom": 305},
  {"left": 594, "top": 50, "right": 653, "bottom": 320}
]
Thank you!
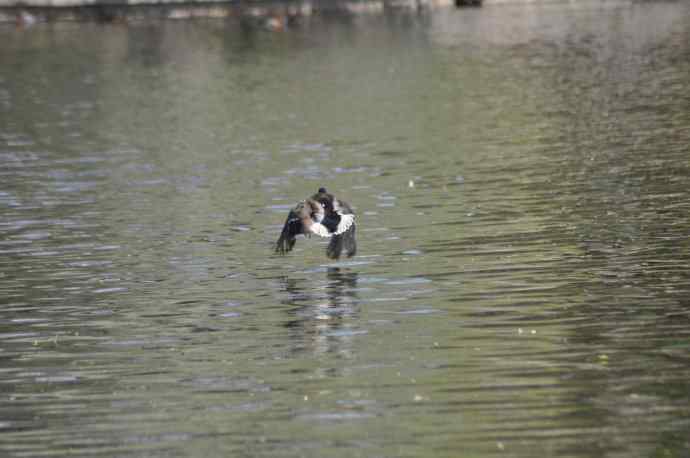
[{"left": 1, "top": 0, "right": 463, "bottom": 24}]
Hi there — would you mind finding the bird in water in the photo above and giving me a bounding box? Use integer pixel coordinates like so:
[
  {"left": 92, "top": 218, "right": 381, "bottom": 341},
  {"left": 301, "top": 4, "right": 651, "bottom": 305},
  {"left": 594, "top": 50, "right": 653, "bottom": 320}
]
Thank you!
[{"left": 275, "top": 187, "right": 356, "bottom": 259}]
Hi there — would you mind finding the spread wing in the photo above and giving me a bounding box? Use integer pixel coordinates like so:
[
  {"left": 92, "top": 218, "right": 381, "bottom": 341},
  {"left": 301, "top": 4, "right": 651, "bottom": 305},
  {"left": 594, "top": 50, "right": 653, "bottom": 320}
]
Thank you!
[
  {"left": 307, "top": 222, "right": 333, "bottom": 238},
  {"left": 321, "top": 213, "right": 355, "bottom": 235},
  {"left": 275, "top": 209, "right": 303, "bottom": 255},
  {"left": 325, "top": 199, "right": 357, "bottom": 260}
]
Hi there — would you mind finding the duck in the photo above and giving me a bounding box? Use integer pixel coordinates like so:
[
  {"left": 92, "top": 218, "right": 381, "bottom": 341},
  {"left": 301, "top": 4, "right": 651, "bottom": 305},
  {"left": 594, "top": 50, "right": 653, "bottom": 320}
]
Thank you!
[{"left": 275, "top": 187, "right": 357, "bottom": 259}]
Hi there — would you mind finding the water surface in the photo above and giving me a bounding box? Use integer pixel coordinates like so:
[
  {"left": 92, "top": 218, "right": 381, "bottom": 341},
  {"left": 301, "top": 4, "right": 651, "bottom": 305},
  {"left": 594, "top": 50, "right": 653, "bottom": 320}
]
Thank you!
[{"left": 1, "top": 2, "right": 690, "bottom": 457}]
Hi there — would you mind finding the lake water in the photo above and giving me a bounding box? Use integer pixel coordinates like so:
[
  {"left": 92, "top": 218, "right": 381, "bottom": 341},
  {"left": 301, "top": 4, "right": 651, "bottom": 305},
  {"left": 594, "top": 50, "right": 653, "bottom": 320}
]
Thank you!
[{"left": 1, "top": 2, "right": 689, "bottom": 457}]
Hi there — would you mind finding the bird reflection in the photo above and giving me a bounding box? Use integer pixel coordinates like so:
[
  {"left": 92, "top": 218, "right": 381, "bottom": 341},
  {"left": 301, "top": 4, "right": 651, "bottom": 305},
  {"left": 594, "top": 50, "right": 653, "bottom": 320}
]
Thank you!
[{"left": 281, "top": 268, "right": 359, "bottom": 358}]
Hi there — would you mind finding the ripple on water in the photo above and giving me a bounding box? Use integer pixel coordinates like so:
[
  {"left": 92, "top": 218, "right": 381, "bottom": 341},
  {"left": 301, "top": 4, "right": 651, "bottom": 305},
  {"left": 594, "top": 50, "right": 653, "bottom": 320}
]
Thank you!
[
  {"left": 323, "top": 329, "right": 368, "bottom": 338},
  {"left": 385, "top": 277, "right": 432, "bottom": 286},
  {"left": 92, "top": 287, "right": 128, "bottom": 294},
  {"left": 397, "top": 308, "right": 442, "bottom": 315},
  {"left": 297, "top": 411, "right": 376, "bottom": 422}
]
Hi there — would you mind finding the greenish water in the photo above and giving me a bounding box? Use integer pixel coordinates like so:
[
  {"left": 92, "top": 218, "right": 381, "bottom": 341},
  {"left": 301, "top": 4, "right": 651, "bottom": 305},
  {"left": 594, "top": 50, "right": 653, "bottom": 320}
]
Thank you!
[{"left": 1, "top": 2, "right": 690, "bottom": 457}]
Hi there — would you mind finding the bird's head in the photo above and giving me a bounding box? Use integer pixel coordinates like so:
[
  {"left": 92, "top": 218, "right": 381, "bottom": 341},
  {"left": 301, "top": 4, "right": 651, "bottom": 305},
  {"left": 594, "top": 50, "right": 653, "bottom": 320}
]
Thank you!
[{"left": 313, "top": 187, "right": 334, "bottom": 212}]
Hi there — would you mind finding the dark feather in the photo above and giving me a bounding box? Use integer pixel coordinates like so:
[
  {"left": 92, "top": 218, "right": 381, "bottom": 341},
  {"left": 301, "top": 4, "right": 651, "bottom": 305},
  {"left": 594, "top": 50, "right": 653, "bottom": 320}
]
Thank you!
[
  {"left": 326, "top": 223, "right": 356, "bottom": 260},
  {"left": 342, "top": 223, "right": 357, "bottom": 257},
  {"left": 323, "top": 196, "right": 356, "bottom": 260},
  {"left": 275, "top": 209, "right": 303, "bottom": 255},
  {"left": 321, "top": 213, "right": 341, "bottom": 233}
]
